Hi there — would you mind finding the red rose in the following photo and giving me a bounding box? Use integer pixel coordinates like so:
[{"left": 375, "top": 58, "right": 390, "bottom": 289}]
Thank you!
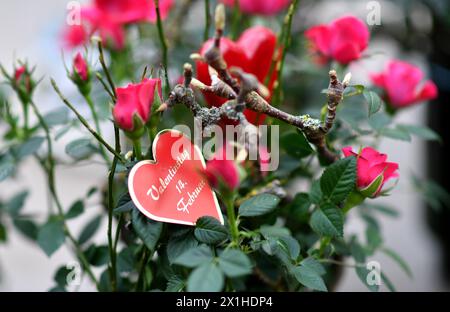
[
  {"left": 197, "top": 26, "right": 278, "bottom": 124},
  {"left": 205, "top": 145, "right": 240, "bottom": 191},
  {"left": 221, "top": 0, "right": 291, "bottom": 16},
  {"left": 73, "top": 52, "right": 89, "bottom": 81},
  {"left": 305, "top": 16, "right": 369, "bottom": 65},
  {"left": 113, "top": 78, "right": 162, "bottom": 132},
  {"left": 14, "top": 66, "right": 26, "bottom": 83},
  {"left": 370, "top": 60, "right": 438, "bottom": 108},
  {"left": 343, "top": 146, "right": 399, "bottom": 198},
  {"left": 62, "top": 0, "right": 174, "bottom": 50}
]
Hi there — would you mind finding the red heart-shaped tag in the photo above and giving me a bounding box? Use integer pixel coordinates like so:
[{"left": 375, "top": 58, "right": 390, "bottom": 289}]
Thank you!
[{"left": 128, "top": 130, "right": 223, "bottom": 226}]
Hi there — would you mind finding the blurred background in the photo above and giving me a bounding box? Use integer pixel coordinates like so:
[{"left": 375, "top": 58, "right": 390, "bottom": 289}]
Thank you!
[{"left": 0, "top": 0, "right": 449, "bottom": 291}]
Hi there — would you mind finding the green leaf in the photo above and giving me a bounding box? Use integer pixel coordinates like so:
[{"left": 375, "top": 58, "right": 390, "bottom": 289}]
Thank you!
[
  {"left": 355, "top": 265, "right": 379, "bottom": 292},
  {"left": 54, "top": 266, "right": 71, "bottom": 288},
  {"left": 173, "top": 244, "right": 213, "bottom": 268},
  {"left": 218, "top": 249, "right": 252, "bottom": 278},
  {"left": 13, "top": 218, "right": 38, "bottom": 240},
  {"left": 17, "top": 136, "right": 45, "bottom": 159},
  {"left": 300, "top": 257, "right": 326, "bottom": 276},
  {"left": 293, "top": 265, "right": 327, "bottom": 292},
  {"left": 43, "top": 107, "right": 69, "bottom": 127},
  {"left": 78, "top": 215, "right": 102, "bottom": 245},
  {"left": 350, "top": 239, "right": 379, "bottom": 292},
  {"left": 187, "top": 262, "right": 224, "bottom": 292},
  {"left": 238, "top": 193, "right": 280, "bottom": 217},
  {"left": 166, "top": 275, "right": 185, "bottom": 292},
  {"left": 398, "top": 124, "right": 441, "bottom": 141},
  {"left": 66, "top": 200, "right": 84, "bottom": 219},
  {"left": 65, "top": 138, "right": 97, "bottom": 160},
  {"left": 320, "top": 156, "right": 356, "bottom": 204},
  {"left": 368, "top": 113, "right": 391, "bottom": 131},
  {"left": 167, "top": 232, "right": 198, "bottom": 264},
  {"left": 6, "top": 190, "right": 29, "bottom": 216},
  {"left": 280, "top": 131, "right": 313, "bottom": 158},
  {"left": 288, "top": 193, "right": 311, "bottom": 222},
  {"left": 310, "top": 203, "right": 344, "bottom": 237},
  {"left": 114, "top": 192, "right": 136, "bottom": 214},
  {"left": 309, "top": 180, "right": 323, "bottom": 204},
  {"left": 365, "top": 225, "right": 383, "bottom": 254},
  {"left": 117, "top": 246, "right": 136, "bottom": 274},
  {"left": 0, "top": 223, "right": 7, "bottom": 242},
  {"left": 381, "top": 271, "right": 396, "bottom": 292},
  {"left": 194, "top": 216, "right": 228, "bottom": 245},
  {"left": 381, "top": 248, "right": 412, "bottom": 278},
  {"left": 0, "top": 161, "right": 15, "bottom": 182},
  {"left": 131, "top": 208, "right": 163, "bottom": 251},
  {"left": 363, "top": 90, "right": 382, "bottom": 117},
  {"left": 84, "top": 244, "right": 109, "bottom": 267},
  {"left": 380, "top": 127, "right": 411, "bottom": 141},
  {"left": 37, "top": 219, "right": 66, "bottom": 257}
]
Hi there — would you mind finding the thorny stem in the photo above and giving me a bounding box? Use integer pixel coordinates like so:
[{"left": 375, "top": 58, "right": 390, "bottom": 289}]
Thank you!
[
  {"left": 135, "top": 248, "right": 151, "bottom": 291},
  {"left": 225, "top": 194, "right": 239, "bottom": 246},
  {"left": 155, "top": 0, "right": 170, "bottom": 98},
  {"left": 272, "top": 0, "right": 300, "bottom": 106},
  {"left": 29, "top": 100, "right": 99, "bottom": 290},
  {"left": 51, "top": 79, "right": 125, "bottom": 164},
  {"left": 108, "top": 125, "right": 121, "bottom": 291},
  {"left": 84, "top": 94, "right": 111, "bottom": 166},
  {"left": 97, "top": 41, "right": 117, "bottom": 100}
]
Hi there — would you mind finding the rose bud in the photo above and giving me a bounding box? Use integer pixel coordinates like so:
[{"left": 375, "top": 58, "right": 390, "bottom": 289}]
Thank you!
[
  {"left": 343, "top": 146, "right": 399, "bottom": 199},
  {"left": 370, "top": 60, "right": 438, "bottom": 109},
  {"left": 221, "top": 0, "right": 291, "bottom": 16},
  {"left": 196, "top": 26, "right": 278, "bottom": 125},
  {"left": 205, "top": 145, "right": 241, "bottom": 191},
  {"left": 12, "top": 65, "right": 35, "bottom": 104},
  {"left": 305, "top": 16, "right": 369, "bottom": 65},
  {"left": 113, "top": 78, "right": 162, "bottom": 139},
  {"left": 70, "top": 52, "right": 91, "bottom": 96}
]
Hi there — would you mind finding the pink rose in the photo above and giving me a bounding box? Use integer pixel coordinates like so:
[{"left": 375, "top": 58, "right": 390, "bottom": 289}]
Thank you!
[
  {"left": 73, "top": 52, "right": 89, "bottom": 81},
  {"left": 342, "top": 146, "right": 399, "bottom": 198},
  {"left": 63, "top": 25, "right": 88, "bottom": 49},
  {"left": 370, "top": 60, "right": 438, "bottom": 108},
  {"left": 94, "top": 0, "right": 174, "bottom": 24},
  {"left": 113, "top": 78, "right": 162, "bottom": 132},
  {"left": 205, "top": 145, "right": 240, "bottom": 191},
  {"left": 221, "top": 0, "right": 291, "bottom": 15},
  {"left": 62, "top": 0, "right": 174, "bottom": 50},
  {"left": 305, "top": 16, "right": 369, "bottom": 65},
  {"left": 14, "top": 66, "right": 26, "bottom": 83}
]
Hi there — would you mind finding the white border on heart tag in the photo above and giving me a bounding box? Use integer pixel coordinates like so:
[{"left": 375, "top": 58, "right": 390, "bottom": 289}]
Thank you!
[{"left": 128, "top": 129, "right": 224, "bottom": 226}]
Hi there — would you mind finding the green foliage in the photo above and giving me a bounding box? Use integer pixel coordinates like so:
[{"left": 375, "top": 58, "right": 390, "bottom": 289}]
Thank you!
[
  {"left": 131, "top": 208, "right": 163, "bottom": 251},
  {"left": 280, "top": 131, "right": 314, "bottom": 158},
  {"left": 310, "top": 203, "right": 343, "bottom": 238},
  {"left": 238, "top": 193, "right": 280, "bottom": 217},
  {"left": 320, "top": 156, "right": 357, "bottom": 204},
  {"left": 218, "top": 249, "right": 252, "bottom": 278},
  {"left": 363, "top": 90, "right": 383, "bottom": 117},
  {"left": 37, "top": 218, "right": 66, "bottom": 257},
  {"left": 173, "top": 244, "right": 213, "bottom": 268},
  {"left": 187, "top": 262, "right": 224, "bottom": 292},
  {"left": 292, "top": 261, "right": 327, "bottom": 292},
  {"left": 65, "top": 138, "right": 98, "bottom": 160},
  {"left": 78, "top": 215, "right": 102, "bottom": 245},
  {"left": 194, "top": 216, "right": 228, "bottom": 245}
]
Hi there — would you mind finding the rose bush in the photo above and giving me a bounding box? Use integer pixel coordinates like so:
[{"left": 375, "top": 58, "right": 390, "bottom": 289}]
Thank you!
[{"left": 0, "top": 0, "right": 446, "bottom": 293}]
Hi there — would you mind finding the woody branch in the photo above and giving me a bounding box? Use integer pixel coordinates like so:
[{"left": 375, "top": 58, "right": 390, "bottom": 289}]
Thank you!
[{"left": 164, "top": 4, "right": 350, "bottom": 163}]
